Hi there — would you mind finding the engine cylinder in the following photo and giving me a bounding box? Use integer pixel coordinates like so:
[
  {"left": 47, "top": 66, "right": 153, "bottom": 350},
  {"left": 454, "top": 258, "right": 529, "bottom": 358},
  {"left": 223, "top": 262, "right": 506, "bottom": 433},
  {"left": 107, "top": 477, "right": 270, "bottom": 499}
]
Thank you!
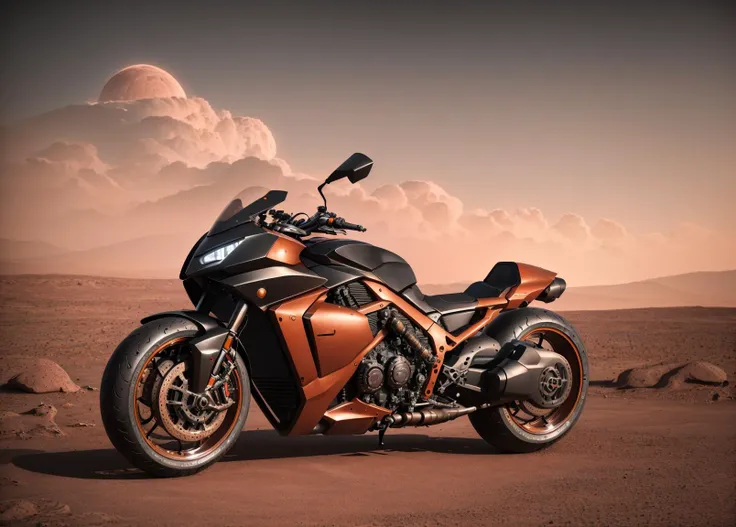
[
  {"left": 356, "top": 361, "right": 384, "bottom": 394},
  {"left": 386, "top": 356, "right": 412, "bottom": 389}
]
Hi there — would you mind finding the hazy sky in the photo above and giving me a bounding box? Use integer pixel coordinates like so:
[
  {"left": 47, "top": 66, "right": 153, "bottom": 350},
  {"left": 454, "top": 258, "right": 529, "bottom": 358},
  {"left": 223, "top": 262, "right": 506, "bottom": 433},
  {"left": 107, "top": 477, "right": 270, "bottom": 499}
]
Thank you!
[{"left": 2, "top": 1, "right": 735, "bottom": 235}]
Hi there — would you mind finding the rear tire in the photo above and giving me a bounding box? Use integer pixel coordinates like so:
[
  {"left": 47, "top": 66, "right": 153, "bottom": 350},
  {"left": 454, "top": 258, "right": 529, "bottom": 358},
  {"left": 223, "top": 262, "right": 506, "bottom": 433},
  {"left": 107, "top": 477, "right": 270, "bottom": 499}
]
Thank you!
[
  {"left": 469, "top": 308, "right": 588, "bottom": 453},
  {"left": 100, "top": 317, "right": 250, "bottom": 477}
]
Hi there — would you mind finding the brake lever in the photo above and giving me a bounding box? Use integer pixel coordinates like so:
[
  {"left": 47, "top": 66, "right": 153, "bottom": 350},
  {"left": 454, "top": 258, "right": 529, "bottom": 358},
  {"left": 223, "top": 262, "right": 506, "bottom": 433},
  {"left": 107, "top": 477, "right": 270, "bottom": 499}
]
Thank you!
[
  {"left": 273, "top": 224, "right": 308, "bottom": 236},
  {"left": 318, "top": 226, "right": 347, "bottom": 236}
]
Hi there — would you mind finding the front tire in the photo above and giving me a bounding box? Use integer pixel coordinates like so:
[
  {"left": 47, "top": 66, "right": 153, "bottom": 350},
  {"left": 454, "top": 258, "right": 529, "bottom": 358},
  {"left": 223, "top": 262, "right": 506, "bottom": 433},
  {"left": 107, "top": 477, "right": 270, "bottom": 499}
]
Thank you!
[
  {"left": 469, "top": 308, "right": 589, "bottom": 453},
  {"left": 100, "top": 317, "right": 250, "bottom": 477}
]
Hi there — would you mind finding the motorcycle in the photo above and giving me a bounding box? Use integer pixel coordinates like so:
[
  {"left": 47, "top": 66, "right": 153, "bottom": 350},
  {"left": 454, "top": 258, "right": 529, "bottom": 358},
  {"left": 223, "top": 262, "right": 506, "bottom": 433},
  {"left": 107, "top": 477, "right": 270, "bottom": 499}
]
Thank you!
[{"left": 100, "top": 153, "right": 589, "bottom": 477}]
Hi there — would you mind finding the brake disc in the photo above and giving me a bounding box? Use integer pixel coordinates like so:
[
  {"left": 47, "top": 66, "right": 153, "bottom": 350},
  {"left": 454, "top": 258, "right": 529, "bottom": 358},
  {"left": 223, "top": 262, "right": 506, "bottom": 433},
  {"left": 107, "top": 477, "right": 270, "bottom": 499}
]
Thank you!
[{"left": 157, "top": 362, "right": 228, "bottom": 442}]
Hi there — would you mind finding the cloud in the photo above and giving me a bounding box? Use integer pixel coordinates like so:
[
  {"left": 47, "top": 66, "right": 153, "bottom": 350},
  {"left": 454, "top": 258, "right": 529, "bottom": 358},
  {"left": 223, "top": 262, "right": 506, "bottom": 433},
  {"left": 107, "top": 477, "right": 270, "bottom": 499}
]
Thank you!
[
  {"left": 1, "top": 90, "right": 734, "bottom": 286},
  {"left": 553, "top": 213, "right": 591, "bottom": 243}
]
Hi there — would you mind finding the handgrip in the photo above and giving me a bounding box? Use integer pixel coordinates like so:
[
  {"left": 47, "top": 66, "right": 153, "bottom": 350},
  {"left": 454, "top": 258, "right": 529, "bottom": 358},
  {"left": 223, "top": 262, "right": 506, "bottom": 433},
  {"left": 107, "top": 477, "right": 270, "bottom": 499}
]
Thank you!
[{"left": 334, "top": 218, "right": 366, "bottom": 232}]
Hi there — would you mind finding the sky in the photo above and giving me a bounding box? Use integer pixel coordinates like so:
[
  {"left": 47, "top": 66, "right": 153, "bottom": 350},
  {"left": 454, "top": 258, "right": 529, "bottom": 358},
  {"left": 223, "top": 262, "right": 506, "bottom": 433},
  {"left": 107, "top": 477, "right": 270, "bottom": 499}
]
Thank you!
[{"left": 0, "top": 1, "right": 734, "bottom": 285}]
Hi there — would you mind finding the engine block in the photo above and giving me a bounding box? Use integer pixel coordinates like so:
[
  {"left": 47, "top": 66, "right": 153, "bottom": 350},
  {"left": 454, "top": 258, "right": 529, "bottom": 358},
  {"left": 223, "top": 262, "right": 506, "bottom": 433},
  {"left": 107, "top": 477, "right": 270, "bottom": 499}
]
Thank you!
[{"left": 328, "top": 283, "right": 430, "bottom": 412}]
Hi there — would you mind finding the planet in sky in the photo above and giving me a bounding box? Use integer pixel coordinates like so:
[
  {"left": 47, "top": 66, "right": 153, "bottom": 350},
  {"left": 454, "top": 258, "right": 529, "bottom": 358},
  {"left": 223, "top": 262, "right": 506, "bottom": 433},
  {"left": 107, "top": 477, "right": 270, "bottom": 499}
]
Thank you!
[{"left": 98, "top": 64, "right": 186, "bottom": 102}]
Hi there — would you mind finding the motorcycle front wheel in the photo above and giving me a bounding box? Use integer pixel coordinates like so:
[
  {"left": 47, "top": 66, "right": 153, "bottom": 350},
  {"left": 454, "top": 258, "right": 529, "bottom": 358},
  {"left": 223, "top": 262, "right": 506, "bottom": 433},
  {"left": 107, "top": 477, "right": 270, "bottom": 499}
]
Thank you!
[{"left": 100, "top": 317, "right": 250, "bottom": 477}]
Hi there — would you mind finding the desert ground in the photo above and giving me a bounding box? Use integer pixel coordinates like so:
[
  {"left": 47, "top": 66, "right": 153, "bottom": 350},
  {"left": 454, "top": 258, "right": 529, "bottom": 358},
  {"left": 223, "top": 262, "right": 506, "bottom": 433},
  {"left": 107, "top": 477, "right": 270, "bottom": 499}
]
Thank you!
[{"left": 0, "top": 275, "right": 734, "bottom": 527}]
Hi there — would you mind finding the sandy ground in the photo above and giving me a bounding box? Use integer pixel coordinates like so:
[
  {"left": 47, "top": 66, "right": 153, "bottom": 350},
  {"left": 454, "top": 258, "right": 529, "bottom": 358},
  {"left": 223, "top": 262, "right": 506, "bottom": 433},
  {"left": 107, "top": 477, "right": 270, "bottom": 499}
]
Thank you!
[{"left": 0, "top": 276, "right": 735, "bottom": 526}]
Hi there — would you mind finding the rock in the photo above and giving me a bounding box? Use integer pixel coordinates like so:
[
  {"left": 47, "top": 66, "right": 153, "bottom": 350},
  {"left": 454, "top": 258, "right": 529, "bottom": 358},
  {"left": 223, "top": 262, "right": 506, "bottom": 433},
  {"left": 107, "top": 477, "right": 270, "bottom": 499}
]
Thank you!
[
  {"left": 69, "top": 422, "right": 96, "bottom": 428},
  {"left": 616, "top": 361, "right": 728, "bottom": 390},
  {"left": 0, "top": 404, "right": 64, "bottom": 439},
  {"left": 7, "top": 359, "right": 79, "bottom": 394},
  {"left": 616, "top": 363, "right": 676, "bottom": 389},
  {"left": 83, "top": 385, "right": 98, "bottom": 391},
  {"left": 681, "top": 361, "right": 728, "bottom": 386},
  {"left": 712, "top": 392, "right": 720, "bottom": 401},
  {"left": 0, "top": 499, "right": 38, "bottom": 522},
  {"left": 61, "top": 402, "right": 74, "bottom": 408},
  {"left": 24, "top": 403, "right": 57, "bottom": 418}
]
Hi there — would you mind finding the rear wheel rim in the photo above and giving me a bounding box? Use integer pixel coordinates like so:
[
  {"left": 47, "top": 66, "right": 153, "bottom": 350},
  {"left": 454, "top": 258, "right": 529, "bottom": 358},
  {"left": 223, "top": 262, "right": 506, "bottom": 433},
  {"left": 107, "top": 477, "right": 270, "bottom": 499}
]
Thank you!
[
  {"left": 133, "top": 337, "right": 243, "bottom": 461},
  {"left": 504, "top": 327, "right": 584, "bottom": 435}
]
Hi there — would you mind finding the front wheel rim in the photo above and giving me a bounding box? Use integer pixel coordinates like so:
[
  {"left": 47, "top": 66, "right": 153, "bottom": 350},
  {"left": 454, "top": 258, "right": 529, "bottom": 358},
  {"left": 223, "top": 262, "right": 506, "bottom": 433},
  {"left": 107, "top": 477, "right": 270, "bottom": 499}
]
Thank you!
[
  {"left": 504, "top": 327, "right": 584, "bottom": 435},
  {"left": 133, "top": 337, "right": 243, "bottom": 461}
]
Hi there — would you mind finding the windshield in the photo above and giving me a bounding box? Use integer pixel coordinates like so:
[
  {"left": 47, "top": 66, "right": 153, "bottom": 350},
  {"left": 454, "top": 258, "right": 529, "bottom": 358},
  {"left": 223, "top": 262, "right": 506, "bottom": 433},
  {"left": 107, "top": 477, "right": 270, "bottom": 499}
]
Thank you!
[{"left": 208, "top": 189, "right": 287, "bottom": 236}]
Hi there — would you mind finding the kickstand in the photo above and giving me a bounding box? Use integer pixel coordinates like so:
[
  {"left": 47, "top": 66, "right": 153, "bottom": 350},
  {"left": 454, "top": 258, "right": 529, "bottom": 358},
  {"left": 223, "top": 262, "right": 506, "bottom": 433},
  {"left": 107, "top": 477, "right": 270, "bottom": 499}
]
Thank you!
[{"left": 378, "top": 426, "right": 387, "bottom": 450}]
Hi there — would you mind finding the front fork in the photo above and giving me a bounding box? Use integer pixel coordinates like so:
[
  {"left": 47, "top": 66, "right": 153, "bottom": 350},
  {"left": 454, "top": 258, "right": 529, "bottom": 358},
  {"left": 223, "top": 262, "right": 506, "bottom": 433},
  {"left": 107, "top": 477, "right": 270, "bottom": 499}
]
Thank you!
[{"left": 189, "top": 301, "right": 248, "bottom": 394}]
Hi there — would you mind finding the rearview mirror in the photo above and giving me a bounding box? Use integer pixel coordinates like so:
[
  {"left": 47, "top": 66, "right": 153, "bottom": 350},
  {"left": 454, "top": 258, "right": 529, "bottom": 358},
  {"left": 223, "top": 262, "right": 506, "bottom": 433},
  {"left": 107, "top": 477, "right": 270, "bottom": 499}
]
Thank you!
[
  {"left": 318, "top": 153, "right": 374, "bottom": 208},
  {"left": 325, "top": 153, "right": 373, "bottom": 184}
]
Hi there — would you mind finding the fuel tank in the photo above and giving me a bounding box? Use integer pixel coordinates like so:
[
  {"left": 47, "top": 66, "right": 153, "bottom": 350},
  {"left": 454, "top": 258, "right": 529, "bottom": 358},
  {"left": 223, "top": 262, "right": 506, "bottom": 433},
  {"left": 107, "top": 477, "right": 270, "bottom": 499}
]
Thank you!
[{"left": 302, "top": 238, "right": 418, "bottom": 293}]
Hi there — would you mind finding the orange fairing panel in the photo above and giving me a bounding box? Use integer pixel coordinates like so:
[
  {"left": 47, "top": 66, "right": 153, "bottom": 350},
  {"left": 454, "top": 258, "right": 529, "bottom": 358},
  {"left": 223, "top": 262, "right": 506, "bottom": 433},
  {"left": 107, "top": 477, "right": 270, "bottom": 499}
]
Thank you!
[
  {"left": 271, "top": 288, "right": 326, "bottom": 386},
  {"left": 290, "top": 331, "right": 388, "bottom": 435},
  {"left": 305, "top": 300, "right": 375, "bottom": 378},
  {"left": 506, "top": 263, "right": 557, "bottom": 309},
  {"left": 322, "top": 399, "right": 391, "bottom": 435},
  {"left": 266, "top": 233, "right": 305, "bottom": 265}
]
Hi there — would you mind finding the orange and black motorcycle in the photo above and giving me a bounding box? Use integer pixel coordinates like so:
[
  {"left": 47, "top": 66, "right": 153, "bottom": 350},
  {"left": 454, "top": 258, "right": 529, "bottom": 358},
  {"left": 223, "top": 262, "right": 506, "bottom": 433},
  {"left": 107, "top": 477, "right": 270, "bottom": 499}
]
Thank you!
[{"left": 101, "top": 153, "right": 588, "bottom": 477}]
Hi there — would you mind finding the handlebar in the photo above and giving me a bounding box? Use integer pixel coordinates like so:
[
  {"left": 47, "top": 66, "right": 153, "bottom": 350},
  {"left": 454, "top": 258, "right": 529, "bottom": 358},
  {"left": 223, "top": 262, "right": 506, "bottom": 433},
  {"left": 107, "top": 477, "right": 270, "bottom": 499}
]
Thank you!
[
  {"left": 333, "top": 218, "right": 366, "bottom": 232},
  {"left": 266, "top": 207, "right": 366, "bottom": 237}
]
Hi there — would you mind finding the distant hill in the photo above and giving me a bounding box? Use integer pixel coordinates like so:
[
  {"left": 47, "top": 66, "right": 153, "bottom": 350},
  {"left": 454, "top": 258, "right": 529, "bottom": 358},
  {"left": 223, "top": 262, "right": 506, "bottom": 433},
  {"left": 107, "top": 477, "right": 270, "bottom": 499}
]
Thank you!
[
  {"left": 420, "top": 270, "right": 736, "bottom": 311},
  {"left": 1, "top": 237, "right": 734, "bottom": 310},
  {"left": 0, "top": 234, "right": 197, "bottom": 278},
  {"left": 0, "top": 238, "right": 67, "bottom": 260}
]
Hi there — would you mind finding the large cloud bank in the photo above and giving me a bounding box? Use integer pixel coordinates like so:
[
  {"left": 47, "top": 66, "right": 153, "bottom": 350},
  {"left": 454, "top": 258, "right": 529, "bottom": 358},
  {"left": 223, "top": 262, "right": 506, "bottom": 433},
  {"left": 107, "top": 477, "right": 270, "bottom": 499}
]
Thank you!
[{"left": 1, "top": 94, "right": 733, "bottom": 286}]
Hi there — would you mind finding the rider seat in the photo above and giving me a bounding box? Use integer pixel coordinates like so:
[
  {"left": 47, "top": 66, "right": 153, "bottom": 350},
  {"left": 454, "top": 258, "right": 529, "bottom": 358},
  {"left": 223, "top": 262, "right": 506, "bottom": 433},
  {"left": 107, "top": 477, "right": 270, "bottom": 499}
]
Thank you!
[{"left": 401, "top": 262, "right": 525, "bottom": 333}]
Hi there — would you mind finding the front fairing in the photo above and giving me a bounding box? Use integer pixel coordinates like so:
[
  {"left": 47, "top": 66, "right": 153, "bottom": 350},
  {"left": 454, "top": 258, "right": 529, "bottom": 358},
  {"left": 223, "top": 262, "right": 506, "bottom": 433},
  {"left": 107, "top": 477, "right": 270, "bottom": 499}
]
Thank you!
[
  {"left": 181, "top": 189, "right": 289, "bottom": 279},
  {"left": 182, "top": 222, "right": 276, "bottom": 279}
]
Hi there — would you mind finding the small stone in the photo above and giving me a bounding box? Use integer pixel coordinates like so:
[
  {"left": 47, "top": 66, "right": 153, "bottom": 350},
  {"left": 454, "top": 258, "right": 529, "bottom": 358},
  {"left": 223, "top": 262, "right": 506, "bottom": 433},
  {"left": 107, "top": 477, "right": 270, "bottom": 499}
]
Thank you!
[
  {"left": 61, "top": 402, "right": 74, "bottom": 408},
  {"left": 0, "top": 499, "right": 38, "bottom": 521},
  {"left": 23, "top": 403, "right": 57, "bottom": 418},
  {"left": 0, "top": 404, "right": 64, "bottom": 439},
  {"left": 69, "top": 422, "right": 95, "bottom": 428},
  {"left": 7, "top": 359, "right": 79, "bottom": 394},
  {"left": 712, "top": 392, "right": 720, "bottom": 402},
  {"left": 83, "top": 385, "right": 98, "bottom": 391}
]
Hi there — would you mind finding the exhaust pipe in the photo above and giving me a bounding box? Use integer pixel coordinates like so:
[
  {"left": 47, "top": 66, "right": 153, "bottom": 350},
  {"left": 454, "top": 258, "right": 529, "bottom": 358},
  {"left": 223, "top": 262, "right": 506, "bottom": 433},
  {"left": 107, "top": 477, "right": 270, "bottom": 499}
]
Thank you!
[
  {"left": 383, "top": 405, "right": 478, "bottom": 428},
  {"left": 536, "top": 277, "right": 566, "bottom": 303}
]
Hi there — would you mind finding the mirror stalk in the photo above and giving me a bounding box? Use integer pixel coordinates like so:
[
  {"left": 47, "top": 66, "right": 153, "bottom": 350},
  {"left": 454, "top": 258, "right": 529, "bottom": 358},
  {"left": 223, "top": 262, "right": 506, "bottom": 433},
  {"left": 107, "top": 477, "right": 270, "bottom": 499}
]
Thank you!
[{"left": 317, "top": 183, "right": 328, "bottom": 209}]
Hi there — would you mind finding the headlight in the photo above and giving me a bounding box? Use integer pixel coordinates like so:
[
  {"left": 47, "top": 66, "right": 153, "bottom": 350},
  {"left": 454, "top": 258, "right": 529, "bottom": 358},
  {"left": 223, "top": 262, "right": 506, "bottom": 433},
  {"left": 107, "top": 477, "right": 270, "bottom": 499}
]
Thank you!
[{"left": 199, "top": 239, "right": 244, "bottom": 265}]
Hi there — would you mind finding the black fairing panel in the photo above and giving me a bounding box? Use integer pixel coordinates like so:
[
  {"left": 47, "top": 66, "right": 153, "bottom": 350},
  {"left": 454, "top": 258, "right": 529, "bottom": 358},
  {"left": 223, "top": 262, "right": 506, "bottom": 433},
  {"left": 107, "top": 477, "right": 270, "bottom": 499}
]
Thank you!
[
  {"left": 372, "top": 261, "right": 417, "bottom": 292},
  {"left": 222, "top": 265, "right": 326, "bottom": 309},
  {"left": 440, "top": 311, "right": 475, "bottom": 333},
  {"left": 333, "top": 243, "right": 407, "bottom": 271},
  {"left": 184, "top": 222, "right": 278, "bottom": 279},
  {"left": 238, "top": 300, "right": 302, "bottom": 432},
  {"left": 194, "top": 223, "right": 264, "bottom": 257},
  {"left": 302, "top": 239, "right": 417, "bottom": 292},
  {"left": 180, "top": 232, "right": 207, "bottom": 280},
  {"left": 307, "top": 264, "right": 370, "bottom": 288},
  {"left": 302, "top": 239, "right": 362, "bottom": 266}
]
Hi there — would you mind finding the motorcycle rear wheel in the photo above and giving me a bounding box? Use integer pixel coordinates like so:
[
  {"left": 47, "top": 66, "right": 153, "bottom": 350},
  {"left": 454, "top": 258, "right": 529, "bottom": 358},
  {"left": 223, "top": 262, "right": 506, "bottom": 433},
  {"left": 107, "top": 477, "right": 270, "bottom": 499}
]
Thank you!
[
  {"left": 100, "top": 317, "right": 250, "bottom": 477},
  {"left": 469, "top": 308, "right": 588, "bottom": 453}
]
